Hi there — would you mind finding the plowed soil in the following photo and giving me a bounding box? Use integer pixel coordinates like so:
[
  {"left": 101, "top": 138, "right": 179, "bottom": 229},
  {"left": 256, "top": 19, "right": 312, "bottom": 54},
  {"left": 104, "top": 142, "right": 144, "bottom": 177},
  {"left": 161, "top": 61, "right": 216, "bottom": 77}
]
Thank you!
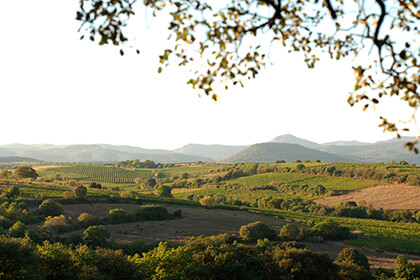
[
  {"left": 315, "top": 185, "right": 420, "bottom": 210},
  {"left": 61, "top": 202, "right": 420, "bottom": 269}
]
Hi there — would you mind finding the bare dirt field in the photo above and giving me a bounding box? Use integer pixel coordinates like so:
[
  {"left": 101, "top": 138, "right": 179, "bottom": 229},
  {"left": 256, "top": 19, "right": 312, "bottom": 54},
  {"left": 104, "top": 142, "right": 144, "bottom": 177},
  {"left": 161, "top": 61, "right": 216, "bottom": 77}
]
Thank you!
[
  {"left": 63, "top": 203, "right": 288, "bottom": 243},
  {"left": 61, "top": 202, "right": 420, "bottom": 269},
  {"left": 316, "top": 185, "right": 420, "bottom": 210},
  {"left": 33, "top": 165, "right": 61, "bottom": 171}
]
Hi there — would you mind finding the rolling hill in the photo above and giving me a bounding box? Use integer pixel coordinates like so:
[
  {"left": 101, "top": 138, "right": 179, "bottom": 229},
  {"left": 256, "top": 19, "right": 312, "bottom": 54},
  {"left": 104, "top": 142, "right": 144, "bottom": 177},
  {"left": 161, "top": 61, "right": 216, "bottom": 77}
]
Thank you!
[
  {"left": 0, "top": 144, "right": 212, "bottom": 163},
  {"left": 223, "top": 142, "right": 354, "bottom": 163},
  {"left": 173, "top": 144, "right": 248, "bottom": 161}
]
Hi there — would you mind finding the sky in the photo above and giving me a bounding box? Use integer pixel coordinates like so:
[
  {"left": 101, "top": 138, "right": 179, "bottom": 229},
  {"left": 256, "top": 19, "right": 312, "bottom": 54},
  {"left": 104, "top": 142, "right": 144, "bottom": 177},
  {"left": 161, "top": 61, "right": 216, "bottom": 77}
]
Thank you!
[{"left": 0, "top": 1, "right": 416, "bottom": 150}]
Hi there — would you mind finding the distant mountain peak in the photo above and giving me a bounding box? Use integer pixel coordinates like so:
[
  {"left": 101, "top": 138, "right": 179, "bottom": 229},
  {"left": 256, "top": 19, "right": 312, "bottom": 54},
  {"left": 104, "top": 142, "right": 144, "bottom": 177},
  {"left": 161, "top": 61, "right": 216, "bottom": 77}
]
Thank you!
[{"left": 270, "top": 134, "right": 320, "bottom": 149}]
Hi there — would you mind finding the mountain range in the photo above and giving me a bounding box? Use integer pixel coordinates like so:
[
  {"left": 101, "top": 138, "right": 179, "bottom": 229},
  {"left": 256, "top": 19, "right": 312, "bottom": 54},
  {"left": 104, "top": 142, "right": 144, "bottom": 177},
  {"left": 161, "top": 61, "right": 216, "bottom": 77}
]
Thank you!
[{"left": 0, "top": 134, "right": 418, "bottom": 164}]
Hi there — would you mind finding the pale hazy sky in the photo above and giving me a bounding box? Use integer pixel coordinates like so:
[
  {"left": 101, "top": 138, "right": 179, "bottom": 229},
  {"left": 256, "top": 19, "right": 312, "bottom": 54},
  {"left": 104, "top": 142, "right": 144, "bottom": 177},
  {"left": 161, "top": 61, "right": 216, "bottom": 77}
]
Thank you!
[{"left": 0, "top": 1, "right": 416, "bottom": 149}]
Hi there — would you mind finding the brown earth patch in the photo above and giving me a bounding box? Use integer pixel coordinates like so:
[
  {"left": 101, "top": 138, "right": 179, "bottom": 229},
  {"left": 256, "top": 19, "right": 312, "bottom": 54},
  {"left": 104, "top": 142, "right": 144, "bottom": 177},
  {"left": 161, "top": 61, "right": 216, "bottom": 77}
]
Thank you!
[
  {"left": 316, "top": 185, "right": 420, "bottom": 210},
  {"left": 62, "top": 203, "right": 288, "bottom": 243},
  {"left": 33, "top": 165, "right": 62, "bottom": 171},
  {"left": 60, "top": 202, "right": 420, "bottom": 268}
]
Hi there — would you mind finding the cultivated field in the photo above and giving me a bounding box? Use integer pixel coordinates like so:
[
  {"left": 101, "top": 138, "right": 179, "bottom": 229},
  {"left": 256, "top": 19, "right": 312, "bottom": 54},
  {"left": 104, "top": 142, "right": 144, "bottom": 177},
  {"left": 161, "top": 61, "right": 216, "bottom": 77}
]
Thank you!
[{"left": 316, "top": 185, "right": 420, "bottom": 210}]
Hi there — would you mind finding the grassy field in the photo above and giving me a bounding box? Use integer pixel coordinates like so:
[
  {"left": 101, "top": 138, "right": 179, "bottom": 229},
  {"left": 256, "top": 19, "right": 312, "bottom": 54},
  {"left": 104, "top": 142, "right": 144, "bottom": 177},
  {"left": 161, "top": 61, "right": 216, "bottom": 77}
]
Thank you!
[{"left": 228, "top": 172, "right": 379, "bottom": 191}]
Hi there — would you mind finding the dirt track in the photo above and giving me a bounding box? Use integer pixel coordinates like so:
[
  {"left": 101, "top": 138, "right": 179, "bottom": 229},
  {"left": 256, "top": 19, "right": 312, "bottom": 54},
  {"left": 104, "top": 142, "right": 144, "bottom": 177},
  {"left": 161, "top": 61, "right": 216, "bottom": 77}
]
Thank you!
[{"left": 316, "top": 185, "right": 420, "bottom": 210}]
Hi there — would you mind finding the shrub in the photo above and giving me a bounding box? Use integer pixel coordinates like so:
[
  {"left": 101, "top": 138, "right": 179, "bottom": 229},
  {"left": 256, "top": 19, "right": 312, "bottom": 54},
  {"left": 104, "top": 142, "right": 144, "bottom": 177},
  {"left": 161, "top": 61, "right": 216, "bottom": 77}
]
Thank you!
[
  {"left": 62, "top": 191, "right": 76, "bottom": 200},
  {"left": 106, "top": 208, "right": 128, "bottom": 224},
  {"left": 5, "top": 186, "right": 20, "bottom": 198},
  {"left": 336, "top": 248, "right": 370, "bottom": 270},
  {"left": 83, "top": 225, "right": 110, "bottom": 247},
  {"left": 239, "top": 221, "right": 277, "bottom": 242},
  {"left": 279, "top": 224, "right": 300, "bottom": 241},
  {"left": 15, "top": 166, "right": 38, "bottom": 179},
  {"left": 156, "top": 185, "right": 172, "bottom": 197},
  {"left": 312, "top": 219, "right": 350, "bottom": 240},
  {"left": 134, "top": 205, "right": 169, "bottom": 221},
  {"left": 0, "top": 215, "right": 13, "bottom": 229},
  {"left": 38, "top": 199, "right": 64, "bottom": 216},
  {"left": 0, "top": 236, "right": 44, "bottom": 280},
  {"left": 8, "top": 221, "right": 27, "bottom": 238},
  {"left": 199, "top": 196, "right": 216, "bottom": 207},
  {"left": 89, "top": 182, "right": 102, "bottom": 189},
  {"left": 120, "top": 191, "right": 132, "bottom": 199},
  {"left": 74, "top": 185, "right": 87, "bottom": 199},
  {"left": 77, "top": 212, "right": 100, "bottom": 226},
  {"left": 43, "top": 215, "right": 68, "bottom": 232},
  {"left": 394, "top": 255, "right": 420, "bottom": 280}
]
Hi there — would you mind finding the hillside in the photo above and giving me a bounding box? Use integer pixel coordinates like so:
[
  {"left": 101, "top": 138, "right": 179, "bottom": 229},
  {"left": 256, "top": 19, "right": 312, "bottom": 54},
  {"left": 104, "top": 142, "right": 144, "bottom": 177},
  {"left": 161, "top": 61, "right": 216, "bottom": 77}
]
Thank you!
[
  {"left": 319, "top": 140, "right": 420, "bottom": 164},
  {"left": 223, "top": 142, "right": 353, "bottom": 163},
  {"left": 0, "top": 144, "right": 212, "bottom": 163},
  {"left": 173, "top": 144, "right": 247, "bottom": 161},
  {"left": 270, "top": 134, "right": 320, "bottom": 149},
  {"left": 0, "top": 156, "right": 42, "bottom": 163}
]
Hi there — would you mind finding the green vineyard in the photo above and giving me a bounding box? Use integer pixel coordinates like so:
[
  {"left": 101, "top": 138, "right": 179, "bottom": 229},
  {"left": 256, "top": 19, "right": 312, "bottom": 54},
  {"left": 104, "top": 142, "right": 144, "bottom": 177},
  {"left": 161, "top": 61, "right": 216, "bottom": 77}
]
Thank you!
[{"left": 45, "top": 165, "right": 154, "bottom": 183}]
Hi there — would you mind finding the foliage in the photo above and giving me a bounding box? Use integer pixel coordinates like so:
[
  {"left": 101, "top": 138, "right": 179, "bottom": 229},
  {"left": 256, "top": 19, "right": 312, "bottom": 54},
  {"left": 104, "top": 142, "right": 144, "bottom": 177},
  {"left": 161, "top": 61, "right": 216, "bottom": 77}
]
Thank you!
[
  {"left": 42, "top": 215, "right": 68, "bottom": 232},
  {"left": 106, "top": 208, "right": 128, "bottom": 224},
  {"left": 133, "top": 205, "right": 169, "bottom": 221},
  {"left": 92, "top": 247, "right": 139, "bottom": 280},
  {"left": 38, "top": 199, "right": 64, "bottom": 217},
  {"left": 77, "top": 212, "right": 100, "bottom": 226},
  {"left": 269, "top": 247, "right": 339, "bottom": 279},
  {"left": 156, "top": 185, "right": 172, "bottom": 197},
  {"left": 117, "top": 159, "right": 160, "bottom": 169},
  {"left": 335, "top": 248, "right": 373, "bottom": 280},
  {"left": 37, "top": 241, "right": 79, "bottom": 280},
  {"left": 145, "top": 178, "right": 157, "bottom": 188},
  {"left": 394, "top": 255, "right": 420, "bottom": 280},
  {"left": 279, "top": 223, "right": 300, "bottom": 241},
  {"left": 15, "top": 166, "right": 38, "bottom": 179},
  {"left": 239, "top": 221, "right": 277, "bottom": 242},
  {"left": 78, "top": 0, "right": 420, "bottom": 146},
  {"left": 199, "top": 195, "right": 216, "bottom": 207},
  {"left": 311, "top": 219, "right": 350, "bottom": 240},
  {"left": 8, "top": 220, "right": 27, "bottom": 238},
  {"left": 83, "top": 225, "right": 111, "bottom": 247},
  {"left": 4, "top": 186, "right": 20, "bottom": 199},
  {"left": 0, "top": 236, "right": 45, "bottom": 280},
  {"left": 74, "top": 185, "right": 87, "bottom": 199}
]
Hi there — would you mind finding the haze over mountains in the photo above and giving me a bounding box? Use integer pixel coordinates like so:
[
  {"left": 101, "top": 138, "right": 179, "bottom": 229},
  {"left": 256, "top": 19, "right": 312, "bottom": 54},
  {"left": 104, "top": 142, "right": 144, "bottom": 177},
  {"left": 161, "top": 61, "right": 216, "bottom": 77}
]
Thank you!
[{"left": 0, "top": 134, "right": 418, "bottom": 164}]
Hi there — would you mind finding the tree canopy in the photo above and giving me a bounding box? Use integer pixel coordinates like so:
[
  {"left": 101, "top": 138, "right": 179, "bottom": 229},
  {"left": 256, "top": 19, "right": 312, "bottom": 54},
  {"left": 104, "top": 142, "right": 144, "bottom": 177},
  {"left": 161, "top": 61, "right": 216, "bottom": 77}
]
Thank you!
[{"left": 77, "top": 0, "right": 419, "bottom": 149}]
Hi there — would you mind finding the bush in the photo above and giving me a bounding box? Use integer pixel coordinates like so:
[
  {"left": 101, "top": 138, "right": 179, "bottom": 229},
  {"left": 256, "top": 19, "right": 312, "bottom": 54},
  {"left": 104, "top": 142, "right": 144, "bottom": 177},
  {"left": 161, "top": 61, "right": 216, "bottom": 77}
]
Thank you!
[
  {"left": 38, "top": 199, "right": 64, "bottom": 216},
  {"left": 106, "top": 208, "right": 128, "bottom": 224},
  {"left": 43, "top": 215, "right": 68, "bottom": 232},
  {"left": 394, "top": 255, "right": 420, "bottom": 280},
  {"left": 199, "top": 196, "right": 216, "bottom": 207},
  {"left": 156, "top": 185, "right": 172, "bottom": 197},
  {"left": 83, "top": 225, "right": 110, "bottom": 247},
  {"left": 74, "top": 185, "right": 87, "bottom": 199},
  {"left": 77, "top": 213, "right": 100, "bottom": 226},
  {"left": 0, "top": 236, "right": 44, "bottom": 280},
  {"left": 8, "top": 221, "right": 27, "bottom": 238},
  {"left": 312, "top": 219, "right": 350, "bottom": 240},
  {"left": 239, "top": 221, "right": 277, "bottom": 242},
  {"left": 336, "top": 248, "right": 370, "bottom": 270},
  {"left": 134, "top": 205, "right": 169, "bottom": 221},
  {"left": 15, "top": 166, "right": 38, "bottom": 179},
  {"left": 89, "top": 182, "right": 102, "bottom": 189},
  {"left": 5, "top": 186, "right": 20, "bottom": 198},
  {"left": 279, "top": 224, "right": 300, "bottom": 241}
]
